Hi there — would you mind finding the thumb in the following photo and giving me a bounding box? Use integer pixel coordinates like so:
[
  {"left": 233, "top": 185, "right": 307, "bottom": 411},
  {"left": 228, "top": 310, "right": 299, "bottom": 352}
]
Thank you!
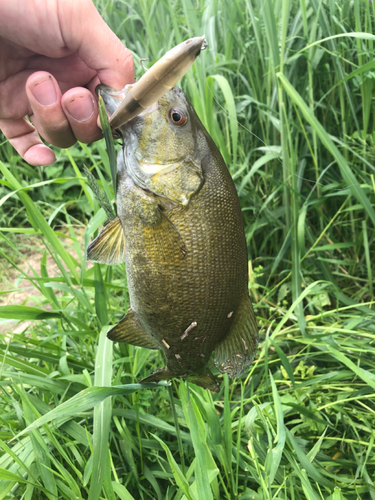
[{"left": 57, "top": 0, "right": 134, "bottom": 90}]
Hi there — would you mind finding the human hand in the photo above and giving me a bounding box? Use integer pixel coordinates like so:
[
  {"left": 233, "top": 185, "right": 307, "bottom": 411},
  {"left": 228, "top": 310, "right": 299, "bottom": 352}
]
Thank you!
[{"left": 0, "top": 0, "right": 134, "bottom": 166}]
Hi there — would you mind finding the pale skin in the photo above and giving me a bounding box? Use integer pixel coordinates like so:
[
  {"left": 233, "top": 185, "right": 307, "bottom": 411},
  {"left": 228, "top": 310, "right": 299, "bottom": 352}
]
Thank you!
[{"left": 0, "top": 0, "right": 134, "bottom": 166}]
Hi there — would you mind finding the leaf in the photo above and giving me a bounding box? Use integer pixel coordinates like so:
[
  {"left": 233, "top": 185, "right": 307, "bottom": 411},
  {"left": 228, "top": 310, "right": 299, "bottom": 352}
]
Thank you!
[
  {"left": 277, "top": 73, "right": 375, "bottom": 228},
  {"left": 0, "top": 467, "right": 28, "bottom": 483},
  {"left": 270, "top": 281, "right": 329, "bottom": 339},
  {"left": 186, "top": 395, "right": 213, "bottom": 500},
  {"left": 266, "top": 374, "right": 286, "bottom": 484},
  {"left": 0, "top": 305, "right": 63, "bottom": 321},
  {"left": 270, "top": 339, "right": 296, "bottom": 389},
  {"left": 190, "top": 389, "right": 222, "bottom": 446},
  {"left": 207, "top": 74, "right": 238, "bottom": 166},
  {"left": 326, "top": 347, "right": 375, "bottom": 391},
  {"left": 239, "top": 152, "right": 280, "bottom": 194},
  {"left": 98, "top": 93, "right": 117, "bottom": 196},
  {"left": 285, "top": 429, "right": 333, "bottom": 488},
  {"left": 88, "top": 327, "right": 113, "bottom": 500},
  {"left": 11, "top": 383, "right": 164, "bottom": 441},
  {"left": 20, "top": 391, "right": 57, "bottom": 499},
  {"left": 152, "top": 434, "right": 194, "bottom": 500},
  {"left": 111, "top": 482, "right": 137, "bottom": 500},
  {"left": 94, "top": 264, "right": 109, "bottom": 326},
  {"left": 292, "top": 32, "right": 375, "bottom": 59},
  {"left": 0, "top": 161, "right": 80, "bottom": 282},
  {"left": 82, "top": 165, "right": 116, "bottom": 221}
]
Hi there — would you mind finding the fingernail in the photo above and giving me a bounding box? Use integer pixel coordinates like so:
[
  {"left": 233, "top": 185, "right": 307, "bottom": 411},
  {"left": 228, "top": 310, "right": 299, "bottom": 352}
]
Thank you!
[
  {"left": 64, "top": 95, "right": 95, "bottom": 122},
  {"left": 31, "top": 77, "right": 57, "bottom": 105}
]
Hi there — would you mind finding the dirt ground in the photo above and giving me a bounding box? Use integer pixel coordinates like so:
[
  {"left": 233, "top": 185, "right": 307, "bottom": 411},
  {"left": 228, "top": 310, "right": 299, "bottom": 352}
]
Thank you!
[{"left": 0, "top": 227, "right": 88, "bottom": 334}]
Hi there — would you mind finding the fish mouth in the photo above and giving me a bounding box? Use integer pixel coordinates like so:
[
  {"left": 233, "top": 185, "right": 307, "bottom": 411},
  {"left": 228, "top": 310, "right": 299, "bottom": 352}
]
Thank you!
[{"left": 96, "top": 84, "right": 130, "bottom": 114}]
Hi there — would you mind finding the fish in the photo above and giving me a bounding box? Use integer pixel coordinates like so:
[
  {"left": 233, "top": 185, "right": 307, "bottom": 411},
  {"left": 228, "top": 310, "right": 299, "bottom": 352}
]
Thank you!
[
  {"left": 108, "top": 36, "right": 208, "bottom": 131},
  {"left": 87, "top": 85, "right": 259, "bottom": 392}
]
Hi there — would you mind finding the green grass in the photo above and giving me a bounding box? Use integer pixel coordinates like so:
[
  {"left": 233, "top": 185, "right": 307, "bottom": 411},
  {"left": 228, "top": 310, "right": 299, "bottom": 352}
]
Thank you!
[{"left": 1, "top": 0, "right": 375, "bottom": 498}]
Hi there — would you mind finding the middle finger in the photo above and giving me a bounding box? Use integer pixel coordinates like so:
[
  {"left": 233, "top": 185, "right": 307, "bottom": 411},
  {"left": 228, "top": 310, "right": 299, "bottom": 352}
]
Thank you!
[{"left": 61, "top": 85, "right": 102, "bottom": 144}]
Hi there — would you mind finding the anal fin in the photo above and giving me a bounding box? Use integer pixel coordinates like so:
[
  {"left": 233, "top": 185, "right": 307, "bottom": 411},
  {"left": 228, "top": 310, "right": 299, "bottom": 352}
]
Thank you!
[
  {"left": 214, "top": 295, "right": 259, "bottom": 378},
  {"left": 87, "top": 216, "right": 126, "bottom": 265},
  {"left": 107, "top": 309, "right": 160, "bottom": 350}
]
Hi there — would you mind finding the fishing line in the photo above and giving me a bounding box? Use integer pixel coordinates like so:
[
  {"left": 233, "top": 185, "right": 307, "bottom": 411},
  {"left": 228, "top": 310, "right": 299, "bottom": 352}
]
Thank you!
[{"left": 204, "top": 81, "right": 362, "bottom": 193}]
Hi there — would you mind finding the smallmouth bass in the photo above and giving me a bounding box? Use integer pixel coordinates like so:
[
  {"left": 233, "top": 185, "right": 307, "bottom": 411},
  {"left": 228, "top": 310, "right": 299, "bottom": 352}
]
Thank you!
[{"left": 88, "top": 85, "right": 259, "bottom": 391}]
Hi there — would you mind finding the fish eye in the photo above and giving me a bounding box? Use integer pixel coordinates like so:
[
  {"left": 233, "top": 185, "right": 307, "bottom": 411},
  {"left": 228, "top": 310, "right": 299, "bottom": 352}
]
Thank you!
[{"left": 169, "top": 108, "right": 188, "bottom": 126}]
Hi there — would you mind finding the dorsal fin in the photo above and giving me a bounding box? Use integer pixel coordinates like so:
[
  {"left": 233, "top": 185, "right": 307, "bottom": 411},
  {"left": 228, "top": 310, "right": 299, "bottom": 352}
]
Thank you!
[{"left": 87, "top": 217, "right": 126, "bottom": 265}]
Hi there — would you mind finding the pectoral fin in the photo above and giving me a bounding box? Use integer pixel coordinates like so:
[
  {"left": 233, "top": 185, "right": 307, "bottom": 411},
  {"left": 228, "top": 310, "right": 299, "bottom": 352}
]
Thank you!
[
  {"left": 149, "top": 210, "right": 187, "bottom": 261},
  {"left": 214, "top": 295, "right": 259, "bottom": 378},
  {"left": 107, "top": 309, "right": 160, "bottom": 349},
  {"left": 131, "top": 187, "right": 187, "bottom": 259},
  {"left": 87, "top": 216, "right": 126, "bottom": 265}
]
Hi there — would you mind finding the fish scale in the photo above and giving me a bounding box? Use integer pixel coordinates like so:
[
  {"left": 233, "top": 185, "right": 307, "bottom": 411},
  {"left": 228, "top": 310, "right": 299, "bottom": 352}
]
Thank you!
[{"left": 88, "top": 85, "right": 259, "bottom": 391}]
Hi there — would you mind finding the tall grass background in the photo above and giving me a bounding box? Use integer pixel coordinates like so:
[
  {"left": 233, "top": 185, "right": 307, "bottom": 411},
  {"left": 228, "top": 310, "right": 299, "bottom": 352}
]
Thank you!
[{"left": 1, "top": 0, "right": 375, "bottom": 498}]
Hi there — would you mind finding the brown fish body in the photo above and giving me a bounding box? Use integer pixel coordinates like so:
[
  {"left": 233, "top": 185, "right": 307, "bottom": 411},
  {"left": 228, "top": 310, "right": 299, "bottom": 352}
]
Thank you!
[{"left": 88, "top": 87, "right": 258, "bottom": 391}]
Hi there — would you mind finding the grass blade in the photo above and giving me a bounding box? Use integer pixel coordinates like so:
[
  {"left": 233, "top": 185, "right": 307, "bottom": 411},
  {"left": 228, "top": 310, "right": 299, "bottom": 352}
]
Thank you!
[
  {"left": 277, "top": 73, "right": 375, "bottom": 227},
  {"left": 88, "top": 326, "right": 113, "bottom": 500},
  {"left": 98, "top": 93, "right": 117, "bottom": 196}
]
